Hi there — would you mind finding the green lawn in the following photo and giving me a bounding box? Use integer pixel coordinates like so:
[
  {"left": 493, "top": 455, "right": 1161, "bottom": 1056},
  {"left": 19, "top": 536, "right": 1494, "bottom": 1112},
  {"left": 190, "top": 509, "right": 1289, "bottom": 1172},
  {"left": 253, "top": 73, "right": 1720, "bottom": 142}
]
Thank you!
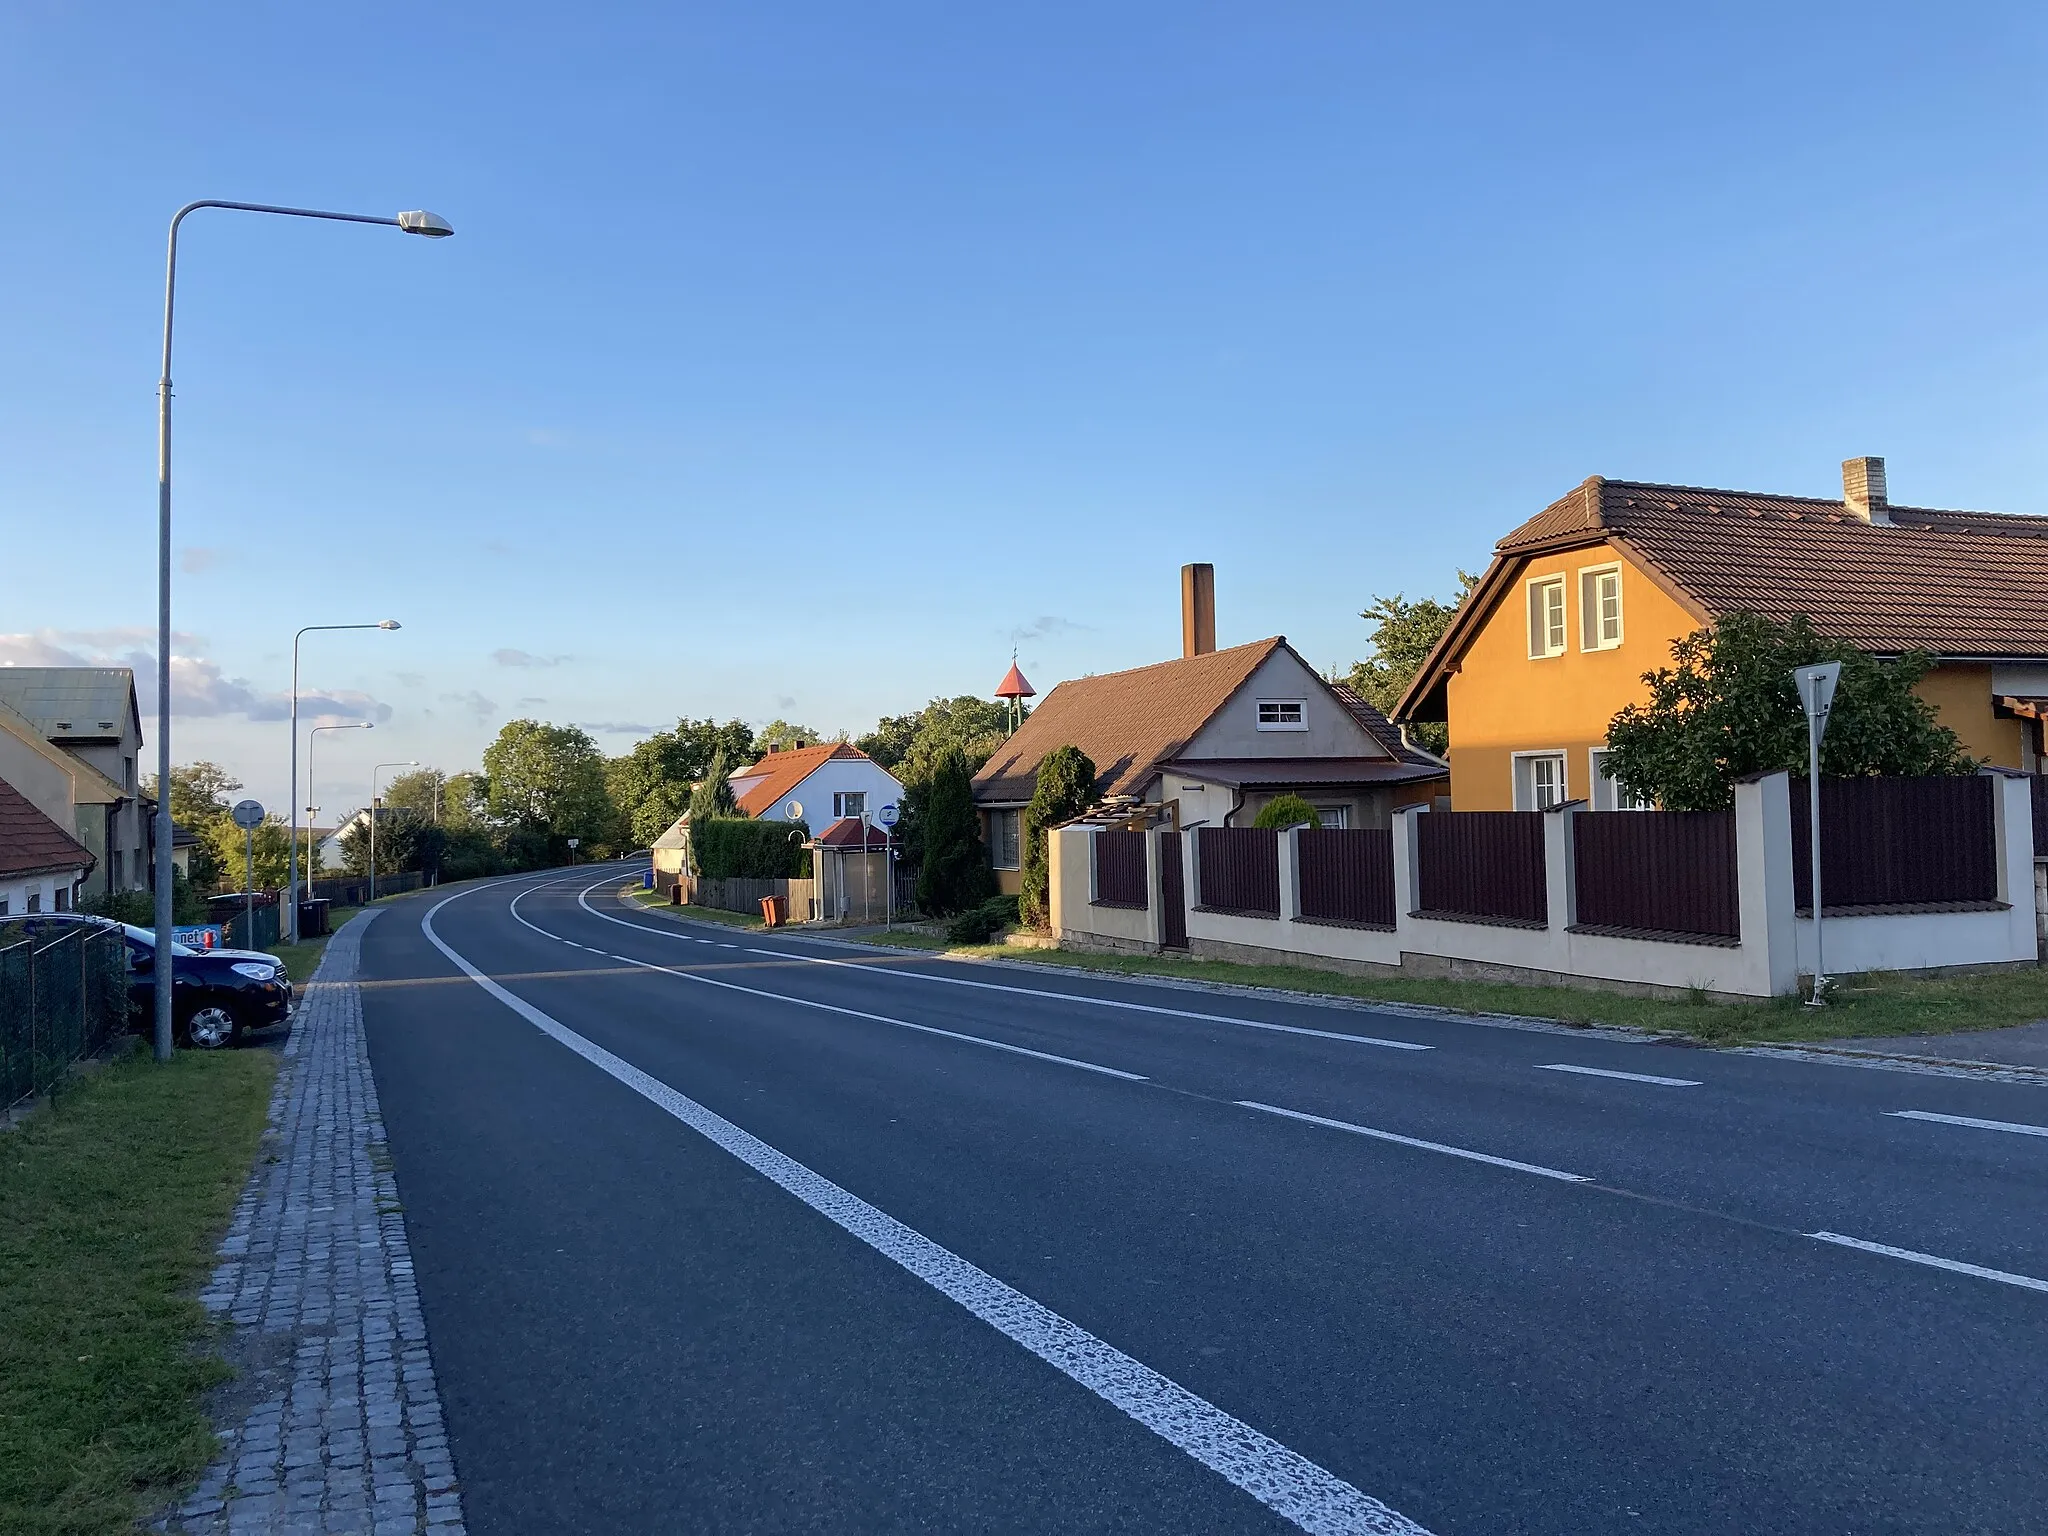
[
  {"left": 0, "top": 1046, "right": 277, "bottom": 1533},
  {"left": 860, "top": 932, "right": 2048, "bottom": 1047},
  {"left": 625, "top": 887, "right": 766, "bottom": 929},
  {"left": 263, "top": 905, "right": 362, "bottom": 986}
]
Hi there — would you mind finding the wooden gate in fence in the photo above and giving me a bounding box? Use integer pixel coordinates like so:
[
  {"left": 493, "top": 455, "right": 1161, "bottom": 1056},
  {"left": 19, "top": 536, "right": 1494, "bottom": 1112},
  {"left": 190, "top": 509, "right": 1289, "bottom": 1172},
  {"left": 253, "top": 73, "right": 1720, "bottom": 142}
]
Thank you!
[{"left": 1160, "top": 832, "right": 1187, "bottom": 949}]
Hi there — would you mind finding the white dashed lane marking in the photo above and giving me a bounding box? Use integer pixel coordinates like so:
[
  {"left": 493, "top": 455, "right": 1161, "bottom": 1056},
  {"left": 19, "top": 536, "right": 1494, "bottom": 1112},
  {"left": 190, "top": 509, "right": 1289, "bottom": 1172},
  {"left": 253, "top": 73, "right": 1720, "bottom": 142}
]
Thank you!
[
  {"left": 1537, "top": 1063, "right": 1701, "bottom": 1088},
  {"left": 1238, "top": 1101, "right": 1591, "bottom": 1184},
  {"left": 1887, "top": 1109, "right": 2048, "bottom": 1139},
  {"left": 1809, "top": 1232, "right": 2048, "bottom": 1294}
]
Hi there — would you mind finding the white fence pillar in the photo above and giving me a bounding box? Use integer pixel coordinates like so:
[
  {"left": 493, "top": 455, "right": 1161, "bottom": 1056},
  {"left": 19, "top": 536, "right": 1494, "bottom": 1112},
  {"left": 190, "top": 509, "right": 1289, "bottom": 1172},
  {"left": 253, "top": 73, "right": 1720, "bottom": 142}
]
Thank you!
[
  {"left": 1392, "top": 802, "right": 1427, "bottom": 921},
  {"left": 1734, "top": 771, "right": 1798, "bottom": 996},
  {"left": 1542, "top": 802, "right": 1580, "bottom": 932},
  {"left": 1279, "top": 825, "right": 1302, "bottom": 922}
]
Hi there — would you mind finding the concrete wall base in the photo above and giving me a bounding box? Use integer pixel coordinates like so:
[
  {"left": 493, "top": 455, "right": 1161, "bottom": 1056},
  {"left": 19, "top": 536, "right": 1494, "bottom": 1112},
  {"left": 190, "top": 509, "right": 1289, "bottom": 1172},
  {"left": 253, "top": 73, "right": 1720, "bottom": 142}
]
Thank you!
[{"left": 1058, "top": 931, "right": 1165, "bottom": 959}]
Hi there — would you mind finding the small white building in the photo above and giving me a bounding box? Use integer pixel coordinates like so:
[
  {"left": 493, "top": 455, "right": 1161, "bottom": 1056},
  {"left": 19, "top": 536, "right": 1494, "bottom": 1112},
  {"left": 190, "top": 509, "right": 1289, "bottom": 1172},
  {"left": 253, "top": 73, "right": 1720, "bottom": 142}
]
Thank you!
[{"left": 0, "top": 774, "right": 95, "bottom": 916}]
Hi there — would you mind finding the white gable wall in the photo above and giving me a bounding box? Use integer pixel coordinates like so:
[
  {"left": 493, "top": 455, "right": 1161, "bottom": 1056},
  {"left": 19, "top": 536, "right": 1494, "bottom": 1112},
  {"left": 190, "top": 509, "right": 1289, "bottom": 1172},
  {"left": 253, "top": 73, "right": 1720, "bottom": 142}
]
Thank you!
[
  {"left": 1177, "top": 649, "right": 1387, "bottom": 761},
  {"left": 768, "top": 758, "right": 906, "bottom": 830}
]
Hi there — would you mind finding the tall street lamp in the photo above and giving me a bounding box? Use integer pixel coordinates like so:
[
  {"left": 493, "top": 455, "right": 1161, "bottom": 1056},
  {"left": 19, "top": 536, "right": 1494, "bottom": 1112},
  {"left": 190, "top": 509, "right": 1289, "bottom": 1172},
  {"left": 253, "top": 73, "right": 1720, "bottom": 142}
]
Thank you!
[
  {"left": 287, "top": 621, "right": 400, "bottom": 943},
  {"left": 152, "top": 201, "right": 451, "bottom": 1062},
  {"left": 307, "top": 721, "right": 374, "bottom": 901},
  {"left": 369, "top": 761, "right": 420, "bottom": 904}
]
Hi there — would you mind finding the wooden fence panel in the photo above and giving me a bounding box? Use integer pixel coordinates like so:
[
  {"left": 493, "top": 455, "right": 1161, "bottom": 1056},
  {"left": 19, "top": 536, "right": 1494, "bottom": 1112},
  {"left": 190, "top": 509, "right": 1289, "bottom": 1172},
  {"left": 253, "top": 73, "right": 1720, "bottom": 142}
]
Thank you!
[
  {"left": 1296, "top": 829, "right": 1396, "bottom": 928},
  {"left": 1573, "top": 811, "right": 1738, "bottom": 939},
  {"left": 1415, "top": 811, "right": 1547, "bottom": 926},
  {"left": 1196, "top": 828, "right": 1280, "bottom": 917},
  {"left": 1790, "top": 776, "right": 1997, "bottom": 911},
  {"left": 1091, "top": 832, "right": 1149, "bottom": 908}
]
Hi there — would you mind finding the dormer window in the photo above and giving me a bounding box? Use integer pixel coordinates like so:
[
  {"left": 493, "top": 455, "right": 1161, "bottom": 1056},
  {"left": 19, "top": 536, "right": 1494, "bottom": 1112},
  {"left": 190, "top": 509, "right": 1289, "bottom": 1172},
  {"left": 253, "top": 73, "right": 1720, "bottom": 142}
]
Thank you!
[{"left": 1256, "top": 699, "right": 1307, "bottom": 731}]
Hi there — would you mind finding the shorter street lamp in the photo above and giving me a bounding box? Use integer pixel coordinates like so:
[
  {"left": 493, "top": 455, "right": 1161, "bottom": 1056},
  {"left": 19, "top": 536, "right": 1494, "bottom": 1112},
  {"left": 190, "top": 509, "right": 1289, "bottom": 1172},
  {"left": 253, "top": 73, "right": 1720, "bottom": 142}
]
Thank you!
[
  {"left": 307, "top": 722, "right": 373, "bottom": 901},
  {"left": 288, "top": 619, "right": 401, "bottom": 941},
  {"left": 369, "top": 761, "right": 419, "bottom": 904}
]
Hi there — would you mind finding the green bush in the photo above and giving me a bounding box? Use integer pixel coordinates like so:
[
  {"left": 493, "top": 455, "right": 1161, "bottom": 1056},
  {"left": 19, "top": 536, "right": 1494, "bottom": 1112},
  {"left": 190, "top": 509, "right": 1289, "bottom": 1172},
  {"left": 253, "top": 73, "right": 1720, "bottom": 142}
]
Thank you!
[
  {"left": 78, "top": 888, "right": 155, "bottom": 925},
  {"left": 1020, "top": 745, "right": 1097, "bottom": 928},
  {"left": 946, "top": 895, "right": 1020, "bottom": 945},
  {"left": 693, "top": 817, "right": 810, "bottom": 879},
  {"left": 914, "top": 747, "right": 996, "bottom": 916},
  {"left": 1251, "top": 794, "right": 1321, "bottom": 831}
]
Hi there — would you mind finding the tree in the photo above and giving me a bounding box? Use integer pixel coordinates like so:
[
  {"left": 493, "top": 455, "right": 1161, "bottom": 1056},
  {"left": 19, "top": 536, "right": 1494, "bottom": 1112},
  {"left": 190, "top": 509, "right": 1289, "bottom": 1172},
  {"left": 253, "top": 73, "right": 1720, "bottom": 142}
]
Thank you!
[
  {"left": 1344, "top": 574, "right": 1478, "bottom": 756},
  {"left": 338, "top": 808, "right": 446, "bottom": 878},
  {"left": 858, "top": 696, "right": 1010, "bottom": 778},
  {"left": 1602, "top": 612, "right": 1976, "bottom": 811},
  {"left": 381, "top": 767, "right": 447, "bottom": 821},
  {"left": 1252, "top": 794, "right": 1321, "bottom": 830},
  {"left": 144, "top": 760, "right": 241, "bottom": 890},
  {"left": 606, "top": 718, "right": 756, "bottom": 848},
  {"left": 481, "top": 720, "right": 616, "bottom": 847},
  {"left": 688, "top": 748, "right": 740, "bottom": 826},
  {"left": 913, "top": 746, "right": 996, "bottom": 916},
  {"left": 1019, "top": 745, "right": 1097, "bottom": 928},
  {"left": 441, "top": 771, "right": 491, "bottom": 832},
  {"left": 757, "top": 719, "right": 822, "bottom": 753},
  {"left": 205, "top": 814, "right": 294, "bottom": 890}
]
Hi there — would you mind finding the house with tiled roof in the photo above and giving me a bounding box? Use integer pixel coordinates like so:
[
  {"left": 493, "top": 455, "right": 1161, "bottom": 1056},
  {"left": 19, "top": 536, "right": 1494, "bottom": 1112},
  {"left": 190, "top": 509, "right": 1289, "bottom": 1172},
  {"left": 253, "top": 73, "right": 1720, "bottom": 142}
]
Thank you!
[
  {"left": 0, "top": 682, "right": 137, "bottom": 901},
  {"left": 972, "top": 565, "right": 1448, "bottom": 895},
  {"left": 725, "top": 740, "right": 905, "bottom": 828},
  {"left": 1393, "top": 456, "right": 2048, "bottom": 810},
  {"left": 0, "top": 775, "right": 96, "bottom": 915}
]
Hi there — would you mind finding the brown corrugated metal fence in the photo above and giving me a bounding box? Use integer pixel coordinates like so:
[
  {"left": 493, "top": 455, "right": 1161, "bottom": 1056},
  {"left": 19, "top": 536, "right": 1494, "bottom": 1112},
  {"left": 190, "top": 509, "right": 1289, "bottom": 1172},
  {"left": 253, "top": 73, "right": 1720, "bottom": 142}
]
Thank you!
[
  {"left": 1414, "top": 811, "right": 1547, "bottom": 926},
  {"left": 1196, "top": 828, "right": 1281, "bottom": 917},
  {"left": 1296, "top": 829, "right": 1396, "bottom": 928},
  {"left": 1091, "top": 832, "right": 1149, "bottom": 908},
  {"left": 1790, "top": 776, "right": 1997, "bottom": 911},
  {"left": 1572, "top": 811, "right": 1739, "bottom": 939}
]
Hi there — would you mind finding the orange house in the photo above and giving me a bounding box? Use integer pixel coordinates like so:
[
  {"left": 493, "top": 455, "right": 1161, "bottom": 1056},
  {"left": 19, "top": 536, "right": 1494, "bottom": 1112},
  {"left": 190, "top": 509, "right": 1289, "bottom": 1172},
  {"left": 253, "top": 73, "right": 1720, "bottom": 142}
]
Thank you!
[{"left": 1395, "top": 457, "right": 2048, "bottom": 810}]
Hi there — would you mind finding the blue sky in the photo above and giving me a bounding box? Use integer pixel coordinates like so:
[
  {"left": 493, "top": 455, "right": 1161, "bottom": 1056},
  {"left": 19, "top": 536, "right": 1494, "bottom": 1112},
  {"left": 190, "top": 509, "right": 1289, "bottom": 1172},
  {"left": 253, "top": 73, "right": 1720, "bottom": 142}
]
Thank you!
[{"left": 3, "top": 3, "right": 2044, "bottom": 815}]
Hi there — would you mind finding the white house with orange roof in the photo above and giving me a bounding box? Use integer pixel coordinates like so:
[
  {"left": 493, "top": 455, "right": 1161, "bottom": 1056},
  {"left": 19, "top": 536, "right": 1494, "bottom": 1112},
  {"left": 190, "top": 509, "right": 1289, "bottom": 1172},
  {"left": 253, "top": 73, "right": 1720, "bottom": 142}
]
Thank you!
[{"left": 726, "top": 740, "right": 905, "bottom": 830}]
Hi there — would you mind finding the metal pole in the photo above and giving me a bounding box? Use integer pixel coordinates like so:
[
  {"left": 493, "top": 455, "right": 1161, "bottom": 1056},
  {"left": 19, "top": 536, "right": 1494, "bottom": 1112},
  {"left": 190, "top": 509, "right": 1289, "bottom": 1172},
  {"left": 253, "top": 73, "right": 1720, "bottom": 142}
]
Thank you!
[
  {"left": 1808, "top": 721, "right": 1826, "bottom": 1004},
  {"left": 244, "top": 826, "right": 255, "bottom": 947},
  {"left": 370, "top": 798, "right": 377, "bottom": 906},
  {"left": 150, "top": 199, "right": 445, "bottom": 1061},
  {"left": 288, "top": 625, "right": 395, "bottom": 943},
  {"left": 884, "top": 825, "right": 893, "bottom": 932}
]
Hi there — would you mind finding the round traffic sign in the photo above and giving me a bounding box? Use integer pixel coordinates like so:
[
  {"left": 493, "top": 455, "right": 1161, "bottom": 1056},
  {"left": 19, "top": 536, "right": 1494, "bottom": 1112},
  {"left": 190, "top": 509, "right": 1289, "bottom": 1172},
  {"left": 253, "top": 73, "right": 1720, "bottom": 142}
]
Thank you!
[
  {"left": 879, "top": 802, "right": 899, "bottom": 826},
  {"left": 231, "top": 799, "right": 265, "bottom": 830}
]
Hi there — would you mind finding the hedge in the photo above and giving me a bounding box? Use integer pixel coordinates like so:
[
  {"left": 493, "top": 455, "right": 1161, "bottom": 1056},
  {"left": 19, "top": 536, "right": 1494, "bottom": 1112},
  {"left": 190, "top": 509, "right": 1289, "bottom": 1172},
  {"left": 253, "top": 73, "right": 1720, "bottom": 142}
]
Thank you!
[{"left": 692, "top": 817, "right": 811, "bottom": 879}]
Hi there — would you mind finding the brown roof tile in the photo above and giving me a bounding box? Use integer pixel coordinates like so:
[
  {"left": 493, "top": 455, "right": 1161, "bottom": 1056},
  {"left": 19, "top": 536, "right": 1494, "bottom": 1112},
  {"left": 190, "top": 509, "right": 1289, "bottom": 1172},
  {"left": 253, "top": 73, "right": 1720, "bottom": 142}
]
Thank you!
[
  {"left": 0, "top": 777, "right": 95, "bottom": 880},
  {"left": 972, "top": 638, "right": 1287, "bottom": 803}
]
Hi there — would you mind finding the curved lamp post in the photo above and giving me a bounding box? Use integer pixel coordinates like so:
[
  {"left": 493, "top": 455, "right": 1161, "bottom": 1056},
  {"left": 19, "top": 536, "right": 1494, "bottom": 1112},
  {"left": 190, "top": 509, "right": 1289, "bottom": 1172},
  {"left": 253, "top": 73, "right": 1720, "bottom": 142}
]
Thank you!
[
  {"left": 369, "top": 761, "right": 420, "bottom": 904},
  {"left": 306, "top": 721, "right": 374, "bottom": 901},
  {"left": 151, "top": 201, "right": 451, "bottom": 1062},
  {"left": 287, "top": 622, "right": 400, "bottom": 942}
]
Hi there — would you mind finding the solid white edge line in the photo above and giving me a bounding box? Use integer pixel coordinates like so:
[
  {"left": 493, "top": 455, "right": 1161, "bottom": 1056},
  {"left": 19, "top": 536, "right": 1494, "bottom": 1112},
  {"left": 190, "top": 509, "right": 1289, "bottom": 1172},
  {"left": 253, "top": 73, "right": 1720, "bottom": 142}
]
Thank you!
[
  {"left": 506, "top": 885, "right": 1150, "bottom": 1083},
  {"left": 1887, "top": 1109, "right": 2048, "bottom": 1139},
  {"left": 1807, "top": 1232, "right": 2048, "bottom": 1294},
  {"left": 421, "top": 886, "right": 1429, "bottom": 1536},
  {"left": 1237, "top": 1101, "right": 1591, "bottom": 1184},
  {"left": 575, "top": 882, "right": 1433, "bottom": 1053},
  {"left": 1536, "top": 1063, "right": 1701, "bottom": 1088}
]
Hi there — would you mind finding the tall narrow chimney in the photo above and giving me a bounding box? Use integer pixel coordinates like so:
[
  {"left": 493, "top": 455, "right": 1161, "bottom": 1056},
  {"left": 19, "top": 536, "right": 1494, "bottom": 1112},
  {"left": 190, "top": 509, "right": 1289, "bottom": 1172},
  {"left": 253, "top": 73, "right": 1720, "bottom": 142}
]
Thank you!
[
  {"left": 1843, "top": 456, "right": 1890, "bottom": 525},
  {"left": 1181, "top": 563, "right": 1215, "bottom": 658}
]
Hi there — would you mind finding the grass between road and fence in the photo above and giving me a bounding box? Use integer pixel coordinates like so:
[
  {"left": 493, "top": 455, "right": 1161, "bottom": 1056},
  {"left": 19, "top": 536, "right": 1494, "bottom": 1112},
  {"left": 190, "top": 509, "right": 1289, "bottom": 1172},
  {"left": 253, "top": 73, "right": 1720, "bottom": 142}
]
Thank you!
[
  {"left": 0, "top": 1044, "right": 276, "bottom": 1534},
  {"left": 625, "top": 887, "right": 766, "bottom": 929},
  {"left": 860, "top": 932, "right": 2048, "bottom": 1047}
]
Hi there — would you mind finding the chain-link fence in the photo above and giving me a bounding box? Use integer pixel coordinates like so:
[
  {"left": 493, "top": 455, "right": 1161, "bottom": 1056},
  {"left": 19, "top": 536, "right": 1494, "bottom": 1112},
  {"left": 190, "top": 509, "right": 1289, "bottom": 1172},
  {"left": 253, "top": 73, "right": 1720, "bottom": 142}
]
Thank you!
[{"left": 0, "top": 924, "right": 129, "bottom": 1113}]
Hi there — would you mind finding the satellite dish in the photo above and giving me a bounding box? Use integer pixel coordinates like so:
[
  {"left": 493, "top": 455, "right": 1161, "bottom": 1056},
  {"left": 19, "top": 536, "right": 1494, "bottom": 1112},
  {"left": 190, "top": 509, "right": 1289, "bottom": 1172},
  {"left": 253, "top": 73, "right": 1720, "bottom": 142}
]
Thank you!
[
  {"left": 786, "top": 800, "right": 803, "bottom": 821},
  {"left": 231, "top": 799, "right": 265, "bottom": 830}
]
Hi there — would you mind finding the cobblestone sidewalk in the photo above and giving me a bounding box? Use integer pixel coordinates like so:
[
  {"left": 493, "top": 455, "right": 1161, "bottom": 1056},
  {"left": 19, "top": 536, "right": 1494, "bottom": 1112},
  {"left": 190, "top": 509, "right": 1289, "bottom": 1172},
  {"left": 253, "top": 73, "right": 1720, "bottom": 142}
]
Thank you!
[{"left": 159, "top": 910, "right": 466, "bottom": 1535}]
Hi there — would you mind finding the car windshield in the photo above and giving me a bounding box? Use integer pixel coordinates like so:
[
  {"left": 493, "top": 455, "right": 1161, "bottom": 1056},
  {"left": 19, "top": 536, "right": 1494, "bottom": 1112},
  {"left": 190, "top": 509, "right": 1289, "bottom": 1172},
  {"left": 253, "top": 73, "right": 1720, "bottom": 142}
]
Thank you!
[{"left": 121, "top": 923, "right": 199, "bottom": 957}]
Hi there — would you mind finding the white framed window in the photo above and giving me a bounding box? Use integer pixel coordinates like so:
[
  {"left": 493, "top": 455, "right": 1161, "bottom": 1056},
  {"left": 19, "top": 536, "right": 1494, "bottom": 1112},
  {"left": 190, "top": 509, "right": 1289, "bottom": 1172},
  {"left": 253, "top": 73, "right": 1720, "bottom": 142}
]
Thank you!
[
  {"left": 25, "top": 891, "right": 41, "bottom": 914},
  {"left": 987, "top": 809, "right": 1021, "bottom": 869},
  {"left": 1312, "top": 805, "right": 1349, "bottom": 829},
  {"left": 1589, "top": 750, "right": 1651, "bottom": 811},
  {"left": 1526, "top": 576, "right": 1567, "bottom": 658},
  {"left": 832, "top": 791, "right": 866, "bottom": 819},
  {"left": 1579, "top": 564, "right": 1623, "bottom": 651},
  {"left": 1512, "top": 751, "right": 1568, "bottom": 811},
  {"left": 1255, "top": 699, "right": 1307, "bottom": 731}
]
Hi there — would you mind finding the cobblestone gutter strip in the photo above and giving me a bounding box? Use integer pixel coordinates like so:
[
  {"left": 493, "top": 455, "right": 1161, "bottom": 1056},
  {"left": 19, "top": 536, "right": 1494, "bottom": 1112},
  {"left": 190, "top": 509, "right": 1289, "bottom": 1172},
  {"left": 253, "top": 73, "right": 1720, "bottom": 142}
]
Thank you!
[{"left": 159, "top": 910, "right": 466, "bottom": 1535}]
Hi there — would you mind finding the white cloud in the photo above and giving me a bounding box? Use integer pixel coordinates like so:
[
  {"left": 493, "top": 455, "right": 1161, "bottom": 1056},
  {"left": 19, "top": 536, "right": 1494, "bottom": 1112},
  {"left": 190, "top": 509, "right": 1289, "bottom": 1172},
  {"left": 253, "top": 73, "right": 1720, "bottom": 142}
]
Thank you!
[
  {"left": 0, "top": 629, "right": 388, "bottom": 724},
  {"left": 491, "top": 648, "right": 571, "bottom": 669},
  {"left": 577, "top": 720, "right": 658, "bottom": 736},
  {"left": 1008, "top": 615, "right": 1091, "bottom": 644},
  {"left": 179, "top": 547, "right": 223, "bottom": 574},
  {"left": 441, "top": 691, "right": 498, "bottom": 723}
]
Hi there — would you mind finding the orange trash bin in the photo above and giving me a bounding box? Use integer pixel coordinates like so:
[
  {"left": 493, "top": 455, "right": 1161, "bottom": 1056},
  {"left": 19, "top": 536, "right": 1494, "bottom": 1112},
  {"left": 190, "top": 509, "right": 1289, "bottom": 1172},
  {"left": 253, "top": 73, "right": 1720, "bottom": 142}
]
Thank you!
[{"left": 760, "top": 894, "right": 786, "bottom": 927}]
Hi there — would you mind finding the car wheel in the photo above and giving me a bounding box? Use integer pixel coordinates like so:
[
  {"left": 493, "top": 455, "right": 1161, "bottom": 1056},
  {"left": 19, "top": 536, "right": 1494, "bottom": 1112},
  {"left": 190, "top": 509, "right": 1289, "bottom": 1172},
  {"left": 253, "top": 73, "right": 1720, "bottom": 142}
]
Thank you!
[{"left": 183, "top": 1004, "right": 238, "bottom": 1050}]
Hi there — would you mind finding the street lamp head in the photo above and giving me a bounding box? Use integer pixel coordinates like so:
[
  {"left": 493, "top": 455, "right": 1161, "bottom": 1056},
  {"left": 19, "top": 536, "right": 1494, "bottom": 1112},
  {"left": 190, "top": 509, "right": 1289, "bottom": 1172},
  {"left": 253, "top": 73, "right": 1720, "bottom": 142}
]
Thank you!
[
  {"left": 378, "top": 619, "right": 402, "bottom": 630},
  {"left": 396, "top": 210, "right": 454, "bottom": 238}
]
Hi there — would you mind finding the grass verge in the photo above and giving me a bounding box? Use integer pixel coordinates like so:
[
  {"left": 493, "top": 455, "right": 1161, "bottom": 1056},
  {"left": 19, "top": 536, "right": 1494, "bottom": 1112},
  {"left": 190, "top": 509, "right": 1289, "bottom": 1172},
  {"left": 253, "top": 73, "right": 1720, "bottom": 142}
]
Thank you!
[
  {"left": 0, "top": 1045, "right": 277, "bottom": 1533},
  {"left": 263, "top": 905, "right": 362, "bottom": 986},
  {"left": 859, "top": 932, "right": 2048, "bottom": 1047},
  {"left": 625, "top": 888, "right": 765, "bottom": 929}
]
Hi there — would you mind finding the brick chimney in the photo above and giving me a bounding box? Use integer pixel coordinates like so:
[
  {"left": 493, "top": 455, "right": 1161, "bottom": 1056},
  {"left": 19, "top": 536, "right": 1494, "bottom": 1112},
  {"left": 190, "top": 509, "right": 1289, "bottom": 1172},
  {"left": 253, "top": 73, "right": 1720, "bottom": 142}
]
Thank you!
[
  {"left": 1181, "top": 563, "right": 1215, "bottom": 658},
  {"left": 1843, "top": 456, "right": 1890, "bottom": 525}
]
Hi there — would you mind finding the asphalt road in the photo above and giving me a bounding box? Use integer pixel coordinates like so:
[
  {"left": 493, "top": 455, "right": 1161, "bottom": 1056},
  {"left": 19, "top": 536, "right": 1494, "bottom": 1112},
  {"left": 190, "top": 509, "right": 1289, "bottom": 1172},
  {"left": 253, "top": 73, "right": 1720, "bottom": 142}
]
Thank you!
[{"left": 358, "top": 864, "right": 2048, "bottom": 1534}]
